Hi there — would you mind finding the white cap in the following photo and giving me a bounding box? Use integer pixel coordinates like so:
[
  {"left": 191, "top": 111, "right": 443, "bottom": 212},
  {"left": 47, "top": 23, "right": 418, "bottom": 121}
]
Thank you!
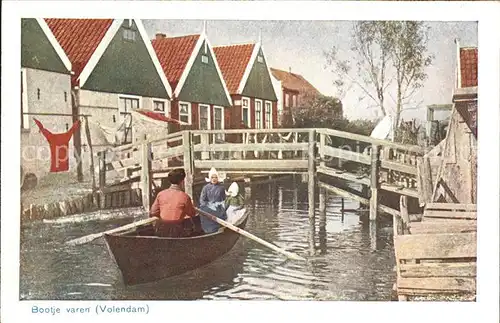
[
  {"left": 225, "top": 182, "right": 239, "bottom": 197},
  {"left": 205, "top": 167, "right": 221, "bottom": 182}
]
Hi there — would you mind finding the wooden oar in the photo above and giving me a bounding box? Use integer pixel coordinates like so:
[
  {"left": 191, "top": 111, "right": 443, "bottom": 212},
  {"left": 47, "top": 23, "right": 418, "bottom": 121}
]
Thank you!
[
  {"left": 65, "top": 217, "right": 158, "bottom": 246},
  {"left": 196, "top": 207, "right": 306, "bottom": 261}
]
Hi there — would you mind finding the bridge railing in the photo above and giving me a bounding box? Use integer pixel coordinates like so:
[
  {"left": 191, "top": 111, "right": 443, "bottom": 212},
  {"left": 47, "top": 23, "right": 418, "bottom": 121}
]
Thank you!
[
  {"left": 189, "top": 128, "right": 313, "bottom": 172},
  {"left": 317, "top": 128, "right": 426, "bottom": 197}
]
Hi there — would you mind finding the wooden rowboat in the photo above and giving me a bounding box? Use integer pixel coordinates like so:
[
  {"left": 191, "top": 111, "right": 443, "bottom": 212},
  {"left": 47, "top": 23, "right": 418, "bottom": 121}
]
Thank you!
[{"left": 104, "top": 209, "right": 249, "bottom": 286}]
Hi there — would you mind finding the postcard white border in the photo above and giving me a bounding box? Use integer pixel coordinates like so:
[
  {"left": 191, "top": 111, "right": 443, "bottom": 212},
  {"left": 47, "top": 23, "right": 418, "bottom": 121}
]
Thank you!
[{"left": 2, "top": 1, "right": 499, "bottom": 323}]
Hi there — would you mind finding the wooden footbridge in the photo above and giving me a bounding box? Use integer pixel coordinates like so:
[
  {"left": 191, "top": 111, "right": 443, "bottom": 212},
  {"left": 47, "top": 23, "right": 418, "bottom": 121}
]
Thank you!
[
  {"left": 96, "top": 107, "right": 477, "bottom": 301},
  {"left": 97, "top": 127, "right": 426, "bottom": 221}
]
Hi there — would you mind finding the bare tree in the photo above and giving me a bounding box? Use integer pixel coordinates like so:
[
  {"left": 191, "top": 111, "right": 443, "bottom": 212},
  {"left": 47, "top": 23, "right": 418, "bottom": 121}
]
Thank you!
[
  {"left": 326, "top": 21, "right": 433, "bottom": 127},
  {"left": 387, "top": 22, "right": 433, "bottom": 127}
]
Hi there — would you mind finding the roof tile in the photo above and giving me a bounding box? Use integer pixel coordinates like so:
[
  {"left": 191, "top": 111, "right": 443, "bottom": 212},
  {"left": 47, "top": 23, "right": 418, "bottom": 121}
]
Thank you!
[
  {"left": 460, "top": 47, "right": 478, "bottom": 88},
  {"left": 270, "top": 68, "right": 321, "bottom": 96},
  {"left": 45, "top": 19, "right": 113, "bottom": 83},
  {"left": 213, "top": 44, "right": 255, "bottom": 94},
  {"left": 151, "top": 34, "right": 200, "bottom": 91}
]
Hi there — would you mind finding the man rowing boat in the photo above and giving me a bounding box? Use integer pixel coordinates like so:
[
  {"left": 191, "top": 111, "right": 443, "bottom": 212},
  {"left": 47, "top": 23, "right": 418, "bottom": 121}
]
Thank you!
[{"left": 149, "top": 168, "right": 201, "bottom": 237}]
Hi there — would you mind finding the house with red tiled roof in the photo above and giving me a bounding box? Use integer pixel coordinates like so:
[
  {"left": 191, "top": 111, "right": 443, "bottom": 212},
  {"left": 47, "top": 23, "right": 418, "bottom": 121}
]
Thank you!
[
  {"left": 214, "top": 41, "right": 278, "bottom": 130},
  {"left": 270, "top": 67, "right": 322, "bottom": 126},
  {"left": 453, "top": 40, "right": 477, "bottom": 138},
  {"left": 151, "top": 30, "right": 232, "bottom": 135},
  {"left": 21, "top": 18, "right": 74, "bottom": 186},
  {"left": 46, "top": 18, "right": 172, "bottom": 144}
]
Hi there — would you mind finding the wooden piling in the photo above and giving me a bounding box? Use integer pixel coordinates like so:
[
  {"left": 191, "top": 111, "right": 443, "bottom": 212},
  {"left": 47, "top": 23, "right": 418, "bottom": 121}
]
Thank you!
[
  {"left": 319, "top": 186, "right": 326, "bottom": 215},
  {"left": 369, "top": 220, "right": 377, "bottom": 251},
  {"left": 308, "top": 130, "right": 317, "bottom": 219},
  {"left": 308, "top": 217, "right": 316, "bottom": 256},
  {"left": 370, "top": 144, "right": 380, "bottom": 221},
  {"left": 183, "top": 131, "right": 194, "bottom": 199},
  {"left": 71, "top": 89, "right": 84, "bottom": 182},
  {"left": 341, "top": 197, "right": 345, "bottom": 222},
  {"left": 83, "top": 116, "right": 96, "bottom": 191},
  {"left": 98, "top": 151, "right": 106, "bottom": 190},
  {"left": 141, "top": 142, "right": 152, "bottom": 212}
]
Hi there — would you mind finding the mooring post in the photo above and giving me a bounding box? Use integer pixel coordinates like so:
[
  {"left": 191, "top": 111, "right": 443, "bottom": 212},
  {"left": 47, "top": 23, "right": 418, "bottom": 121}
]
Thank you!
[
  {"left": 183, "top": 131, "right": 194, "bottom": 199},
  {"left": 141, "top": 142, "right": 152, "bottom": 212},
  {"left": 308, "top": 129, "right": 317, "bottom": 220},
  {"left": 98, "top": 151, "right": 106, "bottom": 190},
  {"left": 370, "top": 144, "right": 380, "bottom": 221}
]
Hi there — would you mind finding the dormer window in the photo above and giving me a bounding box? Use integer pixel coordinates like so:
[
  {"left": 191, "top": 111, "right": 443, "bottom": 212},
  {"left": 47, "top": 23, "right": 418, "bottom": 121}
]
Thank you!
[
  {"left": 257, "top": 55, "right": 264, "bottom": 63},
  {"left": 123, "top": 28, "right": 136, "bottom": 41},
  {"left": 202, "top": 55, "right": 209, "bottom": 64}
]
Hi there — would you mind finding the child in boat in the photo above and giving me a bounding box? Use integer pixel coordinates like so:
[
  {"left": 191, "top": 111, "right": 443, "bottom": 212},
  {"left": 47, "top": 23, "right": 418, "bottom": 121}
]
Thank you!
[{"left": 225, "top": 182, "right": 245, "bottom": 224}]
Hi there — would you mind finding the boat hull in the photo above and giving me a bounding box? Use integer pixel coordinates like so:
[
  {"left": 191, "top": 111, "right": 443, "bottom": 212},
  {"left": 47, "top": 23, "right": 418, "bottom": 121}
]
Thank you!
[{"left": 104, "top": 212, "right": 248, "bottom": 286}]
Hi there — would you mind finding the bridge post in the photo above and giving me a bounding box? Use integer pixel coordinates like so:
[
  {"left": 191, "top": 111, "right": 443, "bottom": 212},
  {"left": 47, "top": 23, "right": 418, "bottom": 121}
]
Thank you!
[
  {"left": 319, "top": 132, "right": 326, "bottom": 169},
  {"left": 201, "top": 133, "right": 210, "bottom": 160},
  {"left": 183, "top": 131, "right": 194, "bottom": 199},
  {"left": 141, "top": 142, "right": 152, "bottom": 212},
  {"left": 370, "top": 144, "right": 381, "bottom": 221},
  {"left": 308, "top": 130, "right": 317, "bottom": 220}
]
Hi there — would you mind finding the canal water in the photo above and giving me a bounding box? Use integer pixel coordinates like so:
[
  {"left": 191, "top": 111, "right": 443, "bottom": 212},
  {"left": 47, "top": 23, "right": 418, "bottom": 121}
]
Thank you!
[{"left": 20, "top": 177, "right": 396, "bottom": 301}]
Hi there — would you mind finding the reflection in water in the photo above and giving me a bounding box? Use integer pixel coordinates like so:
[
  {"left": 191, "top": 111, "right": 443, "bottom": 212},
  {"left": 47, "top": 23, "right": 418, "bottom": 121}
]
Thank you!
[{"left": 20, "top": 178, "right": 396, "bottom": 301}]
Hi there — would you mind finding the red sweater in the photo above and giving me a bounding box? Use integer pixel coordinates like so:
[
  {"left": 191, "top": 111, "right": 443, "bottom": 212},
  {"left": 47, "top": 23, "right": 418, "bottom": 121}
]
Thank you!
[{"left": 150, "top": 185, "right": 196, "bottom": 222}]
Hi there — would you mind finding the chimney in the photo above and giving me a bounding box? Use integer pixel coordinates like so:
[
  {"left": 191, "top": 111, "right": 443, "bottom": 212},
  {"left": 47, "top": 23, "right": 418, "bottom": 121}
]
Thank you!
[
  {"left": 156, "top": 33, "right": 166, "bottom": 40},
  {"left": 289, "top": 67, "right": 291, "bottom": 73}
]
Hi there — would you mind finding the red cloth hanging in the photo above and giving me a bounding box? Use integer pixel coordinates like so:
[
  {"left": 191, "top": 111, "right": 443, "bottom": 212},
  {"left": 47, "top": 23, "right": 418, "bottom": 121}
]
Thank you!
[{"left": 34, "top": 119, "right": 81, "bottom": 172}]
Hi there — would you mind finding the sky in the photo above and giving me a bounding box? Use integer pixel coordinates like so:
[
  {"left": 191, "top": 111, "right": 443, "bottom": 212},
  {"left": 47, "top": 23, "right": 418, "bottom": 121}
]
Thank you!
[{"left": 143, "top": 19, "right": 477, "bottom": 123}]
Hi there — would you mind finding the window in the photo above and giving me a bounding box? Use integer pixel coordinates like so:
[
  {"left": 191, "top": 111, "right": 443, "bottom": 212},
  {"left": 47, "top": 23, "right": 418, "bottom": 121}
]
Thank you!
[
  {"left": 292, "top": 95, "right": 297, "bottom": 107},
  {"left": 201, "top": 55, "right": 209, "bottom": 64},
  {"left": 119, "top": 96, "right": 139, "bottom": 121},
  {"left": 285, "top": 93, "right": 290, "bottom": 107},
  {"left": 119, "top": 96, "right": 139, "bottom": 144},
  {"left": 179, "top": 102, "right": 191, "bottom": 124},
  {"left": 265, "top": 101, "right": 272, "bottom": 129},
  {"left": 255, "top": 100, "right": 263, "bottom": 129},
  {"left": 242, "top": 97, "right": 250, "bottom": 127},
  {"left": 123, "top": 28, "right": 136, "bottom": 41},
  {"left": 257, "top": 55, "right": 264, "bottom": 63},
  {"left": 213, "top": 106, "right": 224, "bottom": 142},
  {"left": 199, "top": 104, "right": 211, "bottom": 130},
  {"left": 153, "top": 100, "right": 165, "bottom": 113}
]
